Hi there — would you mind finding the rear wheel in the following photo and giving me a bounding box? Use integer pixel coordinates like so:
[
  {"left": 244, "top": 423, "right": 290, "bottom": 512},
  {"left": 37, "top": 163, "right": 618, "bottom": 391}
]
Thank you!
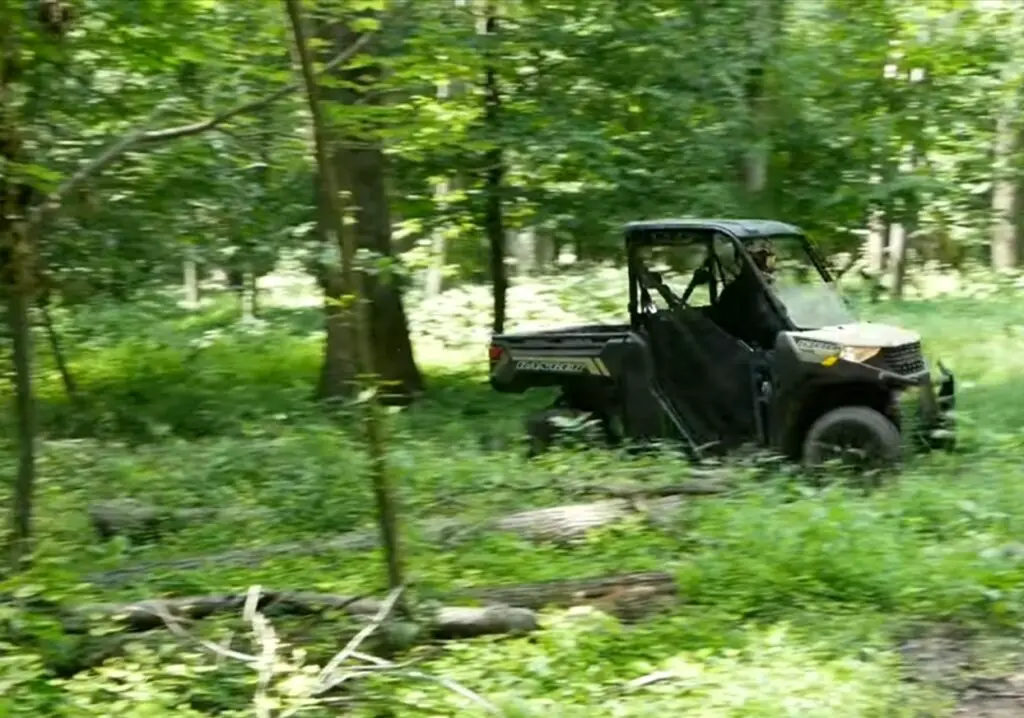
[{"left": 802, "top": 406, "right": 902, "bottom": 469}]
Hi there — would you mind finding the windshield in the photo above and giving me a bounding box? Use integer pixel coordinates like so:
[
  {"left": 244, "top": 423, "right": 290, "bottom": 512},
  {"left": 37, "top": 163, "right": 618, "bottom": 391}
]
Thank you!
[
  {"left": 633, "top": 231, "right": 857, "bottom": 329},
  {"left": 755, "top": 234, "right": 856, "bottom": 328}
]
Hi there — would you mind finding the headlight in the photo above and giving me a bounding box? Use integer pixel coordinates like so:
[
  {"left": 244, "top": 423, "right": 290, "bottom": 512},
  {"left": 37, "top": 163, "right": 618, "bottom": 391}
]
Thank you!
[{"left": 839, "top": 346, "right": 880, "bottom": 363}]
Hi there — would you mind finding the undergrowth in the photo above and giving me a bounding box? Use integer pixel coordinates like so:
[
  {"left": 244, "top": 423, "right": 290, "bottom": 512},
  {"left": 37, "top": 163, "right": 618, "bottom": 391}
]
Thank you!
[{"left": 2, "top": 276, "right": 1024, "bottom": 716}]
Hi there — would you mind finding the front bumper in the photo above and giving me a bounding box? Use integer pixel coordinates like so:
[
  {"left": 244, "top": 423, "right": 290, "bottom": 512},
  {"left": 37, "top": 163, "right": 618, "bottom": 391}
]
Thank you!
[{"left": 914, "top": 361, "right": 956, "bottom": 451}]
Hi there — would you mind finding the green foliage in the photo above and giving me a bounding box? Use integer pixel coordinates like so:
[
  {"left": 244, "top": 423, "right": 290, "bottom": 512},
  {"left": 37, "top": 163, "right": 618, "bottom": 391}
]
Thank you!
[
  {"left": 8, "top": 0, "right": 1024, "bottom": 714},
  {"left": 2, "top": 273, "right": 1024, "bottom": 715}
]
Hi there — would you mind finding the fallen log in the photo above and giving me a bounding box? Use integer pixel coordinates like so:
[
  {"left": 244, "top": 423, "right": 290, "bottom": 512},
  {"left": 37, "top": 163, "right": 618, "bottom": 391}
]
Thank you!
[
  {"left": 71, "top": 570, "right": 676, "bottom": 634},
  {"left": 70, "top": 591, "right": 538, "bottom": 640},
  {"left": 459, "top": 570, "right": 677, "bottom": 610},
  {"left": 40, "top": 571, "right": 676, "bottom": 677},
  {"left": 596, "top": 480, "right": 731, "bottom": 499},
  {"left": 87, "top": 481, "right": 726, "bottom": 587},
  {"left": 88, "top": 499, "right": 273, "bottom": 541}
]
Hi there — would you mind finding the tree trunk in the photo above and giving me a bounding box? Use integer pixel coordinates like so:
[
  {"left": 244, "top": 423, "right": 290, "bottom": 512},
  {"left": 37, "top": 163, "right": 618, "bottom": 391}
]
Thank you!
[
  {"left": 425, "top": 79, "right": 452, "bottom": 298},
  {"left": 992, "top": 6, "right": 1023, "bottom": 270},
  {"left": 887, "top": 219, "right": 907, "bottom": 300},
  {"left": 314, "top": 17, "right": 423, "bottom": 402},
  {"left": 1, "top": 18, "right": 37, "bottom": 567},
  {"left": 534, "top": 230, "right": 555, "bottom": 271},
  {"left": 1016, "top": 161, "right": 1024, "bottom": 261},
  {"left": 865, "top": 208, "right": 888, "bottom": 275},
  {"left": 182, "top": 257, "right": 200, "bottom": 307},
  {"left": 286, "top": 0, "right": 406, "bottom": 602},
  {"left": 991, "top": 111, "right": 1019, "bottom": 270},
  {"left": 6, "top": 280, "right": 35, "bottom": 565},
  {"left": 424, "top": 179, "right": 448, "bottom": 297},
  {"left": 481, "top": 5, "right": 507, "bottom": 335},
  {"left": 742, "top": 0, "right": 783, "bottom": 202},
  {"left": 513, "top": 227, "right": 536, "bottom": 277},
  {"left": 240, "top": 266, "right": 257, "bottom": 321}
]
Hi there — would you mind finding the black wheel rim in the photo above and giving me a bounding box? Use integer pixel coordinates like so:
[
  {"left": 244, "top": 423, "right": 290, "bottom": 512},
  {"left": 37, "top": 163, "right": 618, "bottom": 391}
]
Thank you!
[{"left": 810, "top": 420, "right": 888, "bottom": 469}]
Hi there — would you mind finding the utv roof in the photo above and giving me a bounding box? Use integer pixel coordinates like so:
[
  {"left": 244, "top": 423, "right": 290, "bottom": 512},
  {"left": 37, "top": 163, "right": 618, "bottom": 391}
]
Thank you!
[{"left": 624, "top": 218, "right": 802, "bottom": 238}]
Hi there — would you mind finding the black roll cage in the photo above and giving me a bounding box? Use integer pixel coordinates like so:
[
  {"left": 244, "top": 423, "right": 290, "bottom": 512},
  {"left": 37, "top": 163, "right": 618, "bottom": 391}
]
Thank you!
[{"left": 624, "top": 222, "right": 834, "bottom": 332}]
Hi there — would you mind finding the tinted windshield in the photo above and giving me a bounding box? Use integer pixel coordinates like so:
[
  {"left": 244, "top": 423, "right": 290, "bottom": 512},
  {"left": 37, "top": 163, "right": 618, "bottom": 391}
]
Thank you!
[
  {"left": 757, "top": 234, "right": 856, "bottom": 328},
  {"left": 633, "top": 231, "right": 857, "bottom": 329}
]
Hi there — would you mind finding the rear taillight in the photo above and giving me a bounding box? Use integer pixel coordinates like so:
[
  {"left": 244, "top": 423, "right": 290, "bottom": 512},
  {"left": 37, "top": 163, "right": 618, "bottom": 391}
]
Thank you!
[{"left": 488, "top": 344, "right": 503, "bottom": 362}]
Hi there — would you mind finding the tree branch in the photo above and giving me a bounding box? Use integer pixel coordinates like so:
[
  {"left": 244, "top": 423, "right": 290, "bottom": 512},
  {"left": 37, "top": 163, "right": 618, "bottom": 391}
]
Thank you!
[
  {"left": 315, "top": 585, "right": 405, "bottom": 693},
  {"left": 138, "top": 31, "right": 375, "bottom": 145},
  {"left": 26, "top": 26, "right": 379, "bottom": 233}
]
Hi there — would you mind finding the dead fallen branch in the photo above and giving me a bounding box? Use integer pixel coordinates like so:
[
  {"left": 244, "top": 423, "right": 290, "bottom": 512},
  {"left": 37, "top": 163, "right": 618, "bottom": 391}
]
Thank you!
[
  {"left": 70, "top": 570, "right": 675, "bottom": 634},
  {"left": 87, "top": 484, "right": 725, "bottom": 587},
  {"left": 590, "top": 479, "right": 732, "bottom": 499},
  {"left": 42, "top": 571, "right": 674, "bottom": 678},
  {"left": 88, "top": 480, "right": 728, "bottom": 543},
  {"left": 88, "top": 499, "right": 273, "bottom": 541},
  {"left": 458, "top": 570, "right": 677, "bottom": 611},
  {"left": 71, "top": 591, "right": 536, "bottom": 640}
]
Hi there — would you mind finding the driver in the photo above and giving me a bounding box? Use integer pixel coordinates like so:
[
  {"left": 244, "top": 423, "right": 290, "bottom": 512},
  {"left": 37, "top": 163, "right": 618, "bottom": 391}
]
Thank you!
[
  {"left": 748, "top": 239, "right": 776, "bottom": 280},
  {"left": 712, "top": 238, "right": 783, "bottom": 348}
]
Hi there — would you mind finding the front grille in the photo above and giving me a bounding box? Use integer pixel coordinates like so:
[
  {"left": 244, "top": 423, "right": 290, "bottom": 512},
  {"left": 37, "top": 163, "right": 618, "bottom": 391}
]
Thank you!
[{"left": 877, "top": 341, "right": 925, "bottom": 376}]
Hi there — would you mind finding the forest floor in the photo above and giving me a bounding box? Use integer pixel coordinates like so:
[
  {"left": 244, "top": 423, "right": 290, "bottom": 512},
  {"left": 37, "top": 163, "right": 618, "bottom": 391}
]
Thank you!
[{"left": 4, "top": 271, "right": 1024, "bottom": 717}]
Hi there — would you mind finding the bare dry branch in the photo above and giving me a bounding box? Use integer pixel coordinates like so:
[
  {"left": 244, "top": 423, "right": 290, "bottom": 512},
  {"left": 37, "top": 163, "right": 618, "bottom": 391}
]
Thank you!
[
  {"left": 147, "top": 598, "right": 259, "bottom": 663},
  {"left": 245, "top": 587, "right": 280, "bottom": 718},
  {"left": 315, "top": 585, "right": 405, "bottom": 693},
  {"left": 350, "top": 650, "right": 502, "bottom": 715}
]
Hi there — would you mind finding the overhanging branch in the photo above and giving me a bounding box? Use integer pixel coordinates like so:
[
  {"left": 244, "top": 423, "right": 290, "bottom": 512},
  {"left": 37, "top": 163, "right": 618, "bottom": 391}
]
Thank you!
[{"left": 27, "top": 26, "right": 379, "bottom": 233}]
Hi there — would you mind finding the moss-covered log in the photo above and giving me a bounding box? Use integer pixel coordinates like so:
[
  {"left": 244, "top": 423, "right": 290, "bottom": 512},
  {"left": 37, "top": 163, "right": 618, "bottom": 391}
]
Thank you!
[{"left": 87, "top": 482, "right": 726, "bottom": 587}]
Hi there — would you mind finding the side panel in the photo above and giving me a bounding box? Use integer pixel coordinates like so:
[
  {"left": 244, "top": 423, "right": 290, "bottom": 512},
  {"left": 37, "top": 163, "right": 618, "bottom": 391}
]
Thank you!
[
  {"left": 490, "top": 333, "right": 623, "bottom": 393},
  {"left": 611, "top": 335, "right": 701, "bottom": 456}
]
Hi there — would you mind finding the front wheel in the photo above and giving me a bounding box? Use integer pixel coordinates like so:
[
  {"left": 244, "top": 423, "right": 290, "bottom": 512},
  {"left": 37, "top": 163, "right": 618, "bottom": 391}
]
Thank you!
[{"left": 802, "top": 406, "right": 903, "bottom": 469}]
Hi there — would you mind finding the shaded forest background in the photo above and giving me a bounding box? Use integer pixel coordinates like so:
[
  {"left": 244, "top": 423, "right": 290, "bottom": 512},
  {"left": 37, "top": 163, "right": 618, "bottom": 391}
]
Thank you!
[{"left": 4, "top": 1, "right": 1024, "bottom": 717}]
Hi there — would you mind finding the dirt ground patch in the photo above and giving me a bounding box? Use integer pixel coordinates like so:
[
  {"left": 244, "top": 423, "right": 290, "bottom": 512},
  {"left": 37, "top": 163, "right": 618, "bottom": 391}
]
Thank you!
[{"left": 898, "top": 624, "right": 1024, "bottom": 717}]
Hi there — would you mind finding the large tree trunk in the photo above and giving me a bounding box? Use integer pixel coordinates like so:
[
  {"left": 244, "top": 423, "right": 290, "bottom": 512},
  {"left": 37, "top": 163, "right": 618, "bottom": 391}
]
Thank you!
[
  {"left": 481, "top": 4, "right": 508, "bottom": 335},
  {"left": 1, "top": 19, "right": 37, "bottom": 567},
  {"left": 288, "top": 0, "right": 406, "bottom": 601},
  {"left": 741, "top": 0, "right": 784, "bottom": 202},
  {"left": 314, "top": 17, "right": 423, "bottom": 402},
  {"left": 991, "top": 5, "right": 1023, "bottom": 270}
]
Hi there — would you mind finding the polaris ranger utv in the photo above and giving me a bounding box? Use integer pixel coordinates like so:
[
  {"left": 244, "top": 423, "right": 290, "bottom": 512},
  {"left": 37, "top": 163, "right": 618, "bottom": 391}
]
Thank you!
[{"left": 488, "top": 219, "right": 956, "bottom": 467}]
